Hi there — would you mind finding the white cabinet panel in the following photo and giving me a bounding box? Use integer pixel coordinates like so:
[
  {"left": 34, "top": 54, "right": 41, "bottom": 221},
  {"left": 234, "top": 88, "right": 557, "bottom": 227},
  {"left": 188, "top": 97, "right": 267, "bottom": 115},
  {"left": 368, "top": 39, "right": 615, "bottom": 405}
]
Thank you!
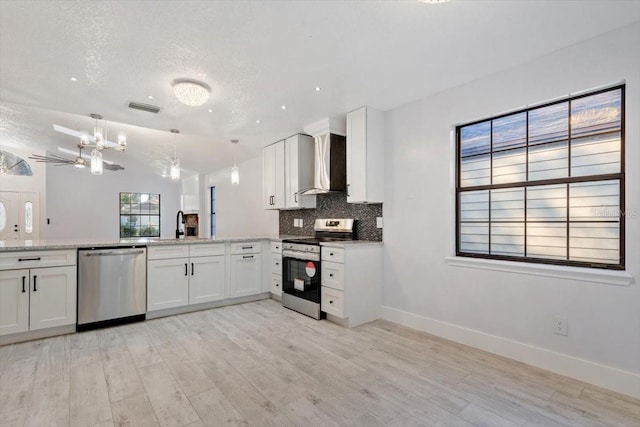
[
  {"left": 346, "top": 106, "right": 384, "bottom": 204},
  {"left": 321, "top": 287, "right": 344, "bottom": 318},
  {"left": 230, "top": 254, "right": 262, "bottom": 298},
  {"left": 271, "top": 254, "right": 282, "bottom": 275},
  {"left": 0, "top": 269, "right": 29, "bottom": 336},
  {"left": 270, "top": 275, "right": 282, "bottom": 296},
  {"left": 270, "top": 241, "right": 282, "bottom": 254},
  {"left": 189, "top": 256, "right": 225, "bottom": 305},
  {"left": 230, "top": 242, "right": 261, "bottom": 255},
  {"left": 147, "top": 258, "right": 190, "bottom": 311},
  {"left": 0, "top": 249, "right": 76, "bottom": 270},
  {"left": 285, "top": 134, "right": 316, "bottom": 209},
  {"left": 29, "top": 266, "right": 76, "bottom": 331},
  {"left": 147, "top": 245, "right": 190, "bottom": 260},
  {"left": 189, "top": 243, "right": 225, "bottom": 257},
  {"left": 263, "top": 141, "right": 285, "bottom": 209},
  {"left": 321, "top": 247, "right": 345, "bottom": 263},
  {"left": 321, "top": 262, "right": 344, "bottom": 291}
]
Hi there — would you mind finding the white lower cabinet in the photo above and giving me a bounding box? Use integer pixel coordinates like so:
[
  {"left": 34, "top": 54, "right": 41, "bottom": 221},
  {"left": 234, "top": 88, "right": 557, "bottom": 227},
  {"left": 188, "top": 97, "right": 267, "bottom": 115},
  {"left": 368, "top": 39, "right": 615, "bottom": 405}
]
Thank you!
[
  {"left": 320, "top": 244, "right": 382, "bottom": 328},
  {"left": 147, "top": 258, "right": 190, "bottom": 311},
  {"left": 0, "top": 252, "right": 77, "bottom": 337},
  {"left": 230, "top": 253, "right": 262, "bottom": 298},
  {"left": 189, "top": 256, "right": 225, "bottom": 304},
  {"left": 147, "top": 244, "right": 226, "bottom": 312},
  {"left": 270, "top": 241, "right": 282, "bottom": 297}
]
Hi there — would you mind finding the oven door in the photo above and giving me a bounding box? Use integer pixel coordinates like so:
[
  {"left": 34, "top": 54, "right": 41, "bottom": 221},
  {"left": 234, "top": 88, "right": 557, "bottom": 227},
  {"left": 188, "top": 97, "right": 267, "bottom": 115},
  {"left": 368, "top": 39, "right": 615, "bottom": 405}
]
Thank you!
[{"left": 282, "top": 255, "right": 321, "bottom": 303}]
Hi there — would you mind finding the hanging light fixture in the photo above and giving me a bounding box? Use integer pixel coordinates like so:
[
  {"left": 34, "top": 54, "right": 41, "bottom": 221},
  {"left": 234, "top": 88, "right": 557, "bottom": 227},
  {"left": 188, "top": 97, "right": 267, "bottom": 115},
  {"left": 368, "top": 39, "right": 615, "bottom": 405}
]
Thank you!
[
  {"left": 90, "top": 148, "right": 103, "bottom": 175},
  {"left": 170, "top": 129, "right": 181, "bottom": 181},
  {"left": 82, "top": 114, "right": 126, "bottom": 152},
  {"left": 171, "top": 79, "right": 210, "bottom": 106},
  {"left": 231, "top": 139, "right": 239, "bottom": 185}
]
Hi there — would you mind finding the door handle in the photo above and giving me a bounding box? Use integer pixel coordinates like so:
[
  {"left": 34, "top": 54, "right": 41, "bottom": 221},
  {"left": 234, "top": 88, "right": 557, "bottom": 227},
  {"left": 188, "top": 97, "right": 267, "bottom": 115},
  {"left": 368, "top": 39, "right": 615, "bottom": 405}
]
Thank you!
[
  {"left": 18, "top": 257, "right": 41, "bottom": 262},
  {"left": 191, "top": 262, "right": 194, "bottom": 276},
  {"left": 33, "top": 275, "right": 37, "bottom": 292},
  {"left": 243, "top": 255, "right": 254, "bottom": 259},
  {"left": 22, "top": 276, "right": 26, "bottom": 293},
  {"left": 185, "top": 263, "right": 188, "bottom": 276},
  {"left": 294, "top": 192, "right": 298, "bottom": 203}
]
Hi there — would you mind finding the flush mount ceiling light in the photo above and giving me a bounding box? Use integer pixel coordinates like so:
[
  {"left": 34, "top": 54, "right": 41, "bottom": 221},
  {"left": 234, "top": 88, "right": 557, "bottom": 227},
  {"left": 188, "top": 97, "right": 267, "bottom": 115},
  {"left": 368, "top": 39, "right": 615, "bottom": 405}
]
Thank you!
[{"left": 171, "top": 79, "right": 210, "bottom": 106}]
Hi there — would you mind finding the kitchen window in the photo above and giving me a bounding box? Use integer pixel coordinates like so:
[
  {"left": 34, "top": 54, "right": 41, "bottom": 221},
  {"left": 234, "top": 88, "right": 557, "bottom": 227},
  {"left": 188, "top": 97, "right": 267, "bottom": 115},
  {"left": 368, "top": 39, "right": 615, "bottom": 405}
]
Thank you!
[
  {"left": 210, "top": 186, "right": 216, "bottom": 237},
  {"left": 120, "top": 192, "right": 160, "bottom": 238},
  {"left": 456, "top": 85, "right": 624, "bottom": 270}
]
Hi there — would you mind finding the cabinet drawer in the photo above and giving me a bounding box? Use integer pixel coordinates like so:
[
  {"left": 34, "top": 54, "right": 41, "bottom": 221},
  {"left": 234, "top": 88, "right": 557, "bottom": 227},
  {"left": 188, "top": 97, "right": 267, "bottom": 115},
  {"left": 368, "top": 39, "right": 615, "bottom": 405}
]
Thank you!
[
  {"left": 321, "top": 247, "right": 345, "bottom": 263},
  {"left": 271, "top": 275, "right": 282, "bottom": 296},
  {"left": 189, "top": 243, "right": 225, "bottom": 257},
  {"left": 270, "top": 241, "right": 282, "bottom": 254},
  {"left": 148, "top": 245, "right": 189, "bottom": 260},
  {"left": 230, "top": 241, "right": 261, "bottom": 255},
  {"left": 272, "top": 255, "right": 282, "bottom": 275},
  {"left": 321, "top": 262, "right": 344, "bottom": 291},
  {"left": 0, "top": 249, "right": 76, "bottom": 270},
  {"left": 321, "top": 287, "right": 344, "bottom": 318}
]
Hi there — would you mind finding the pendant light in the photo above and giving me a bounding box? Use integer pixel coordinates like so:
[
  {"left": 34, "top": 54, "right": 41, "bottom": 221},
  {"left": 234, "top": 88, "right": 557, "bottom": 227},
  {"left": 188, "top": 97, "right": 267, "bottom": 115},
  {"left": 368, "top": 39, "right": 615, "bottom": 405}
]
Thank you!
[
  {"left": 231, "top": 139, "right": 239, "bottom": 185},
  {"left": 170, "top": 129, "right": 181, "bottom": 181},
  {"left": 90, "top": 148, "right": 103, "bottom": 175}
]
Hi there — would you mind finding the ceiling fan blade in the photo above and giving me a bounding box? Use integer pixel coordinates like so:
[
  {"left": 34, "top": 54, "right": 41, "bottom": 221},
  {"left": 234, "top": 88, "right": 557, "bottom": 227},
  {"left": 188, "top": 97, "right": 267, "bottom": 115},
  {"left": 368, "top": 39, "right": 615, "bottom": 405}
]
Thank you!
[
  {"left": 103, "top": 162, "right": 124, "bottom": 171},
  {"left": 29, "top": 154, "right": 74, "bottom": 164},
  {"left": 57, "top": 146, "right": 116, "bottom": 164}
]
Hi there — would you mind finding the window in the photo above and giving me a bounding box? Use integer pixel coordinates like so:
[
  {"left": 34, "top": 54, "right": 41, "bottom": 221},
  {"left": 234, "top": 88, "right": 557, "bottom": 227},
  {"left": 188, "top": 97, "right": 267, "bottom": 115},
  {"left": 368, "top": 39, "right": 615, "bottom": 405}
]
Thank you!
[
  {"left": 456, "top": 85, "right": 624, "bottom": 270},
  {"left": 120, "top": 192, "right": 160, "bottom": 238},
  {"left": 210, "top": 186, "right": 216, "bottom": 237}
]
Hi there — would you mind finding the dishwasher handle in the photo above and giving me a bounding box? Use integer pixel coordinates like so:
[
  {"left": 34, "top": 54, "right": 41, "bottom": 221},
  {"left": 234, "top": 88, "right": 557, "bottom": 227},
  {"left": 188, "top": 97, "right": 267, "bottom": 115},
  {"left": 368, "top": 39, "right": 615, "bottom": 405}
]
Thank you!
[{"left": 81, "top": 249, "right": 146, "bottom": 257}]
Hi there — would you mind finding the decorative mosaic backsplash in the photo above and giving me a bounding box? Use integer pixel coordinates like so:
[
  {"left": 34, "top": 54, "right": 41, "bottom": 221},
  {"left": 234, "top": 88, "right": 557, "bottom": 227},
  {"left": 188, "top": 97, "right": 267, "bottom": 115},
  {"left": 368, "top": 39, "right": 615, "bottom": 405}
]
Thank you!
[{"left": 279, "top": 192, "right": 383, "bottom": 241}]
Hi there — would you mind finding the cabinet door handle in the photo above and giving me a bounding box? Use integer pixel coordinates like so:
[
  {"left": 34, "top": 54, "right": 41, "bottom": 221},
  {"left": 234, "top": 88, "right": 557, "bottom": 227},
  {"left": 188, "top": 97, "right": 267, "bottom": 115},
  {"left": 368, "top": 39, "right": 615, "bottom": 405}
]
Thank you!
[
  {"left": 241, "top": 246, "right": 253, "bottom": 250},
  {"left": 191, "top": 262, "right": 194, "bottom": 276},
  {"left": 329, "top": 273, "right": 334, "bottom": 277},
  {"left": 33, "top": 275, "right": 37, "bottom": 292},
  {"left": 330, "top": 252, "right": 334, "bottom": 256},
  {"left": 294, "top": 192, "right": 298, "bottom": 203},
  {"left": 347, "top": 183, "right": 350, "bottom": 197},
  {"left": 185, "top": 263, "right": 188, "bottom": 276},
  {"left": 18, "top": 257, "right": 41, "bottom": 262},
  {"left": 22, "top": 276, "right": 26, "bottom": 293},
  {"left": 243, "top": 255, "right": 254, "bottom": 259},
  {"left": 329, "top": 300, "right": 334, "bottom": 304}
]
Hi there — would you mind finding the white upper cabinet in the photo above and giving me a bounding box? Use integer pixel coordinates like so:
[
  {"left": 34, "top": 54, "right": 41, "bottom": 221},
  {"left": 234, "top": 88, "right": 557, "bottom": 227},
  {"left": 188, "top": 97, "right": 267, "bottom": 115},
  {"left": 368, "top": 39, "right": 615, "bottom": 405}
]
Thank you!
[
  {"left": 262, "top": 140, "right": 285, "bottom": 210},
  {"left": 285, "top": 134, "right": 316, "bottom": 209},
  {"left": 346, "top": 106, "right": 384, "bottom": 204}
]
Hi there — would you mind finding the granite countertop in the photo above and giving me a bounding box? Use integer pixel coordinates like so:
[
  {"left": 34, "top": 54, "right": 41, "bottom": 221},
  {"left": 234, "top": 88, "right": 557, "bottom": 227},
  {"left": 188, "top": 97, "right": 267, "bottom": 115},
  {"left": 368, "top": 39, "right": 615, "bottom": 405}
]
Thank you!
[{"left": 0, "top": 236, "right": 281, "bottom": 252}]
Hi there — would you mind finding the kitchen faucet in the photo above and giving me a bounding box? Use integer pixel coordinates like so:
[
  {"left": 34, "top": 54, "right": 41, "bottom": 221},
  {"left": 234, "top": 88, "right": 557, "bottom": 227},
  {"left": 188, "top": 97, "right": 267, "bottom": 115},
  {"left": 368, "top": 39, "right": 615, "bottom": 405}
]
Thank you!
[{"left": 176, "top": 210, "right": 185, "bottom": 239}]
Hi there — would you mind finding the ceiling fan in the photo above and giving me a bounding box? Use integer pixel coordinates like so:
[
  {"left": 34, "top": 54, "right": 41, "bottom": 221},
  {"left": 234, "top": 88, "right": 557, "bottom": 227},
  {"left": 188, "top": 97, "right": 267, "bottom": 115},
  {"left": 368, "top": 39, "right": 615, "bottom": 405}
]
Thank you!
[
  {"left": 29, "top": 145, "right": 124, "bottom": 171},
  {"left": 29, "top": 113, "right": 127, "bottom": 174}
]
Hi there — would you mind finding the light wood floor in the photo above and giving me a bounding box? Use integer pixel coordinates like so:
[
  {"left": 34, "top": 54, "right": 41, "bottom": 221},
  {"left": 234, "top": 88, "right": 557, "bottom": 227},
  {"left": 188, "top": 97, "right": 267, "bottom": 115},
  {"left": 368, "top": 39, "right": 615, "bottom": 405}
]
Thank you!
[{"left": 0, "top": 299, "right": 638, "bottom": 427}]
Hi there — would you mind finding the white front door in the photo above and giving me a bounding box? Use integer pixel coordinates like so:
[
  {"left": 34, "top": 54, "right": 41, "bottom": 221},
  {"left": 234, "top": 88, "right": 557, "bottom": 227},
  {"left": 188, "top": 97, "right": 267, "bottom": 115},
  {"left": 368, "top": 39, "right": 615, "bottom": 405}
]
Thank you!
[{"left": 0, "top": 191, "right": 40, "bottom": 241}]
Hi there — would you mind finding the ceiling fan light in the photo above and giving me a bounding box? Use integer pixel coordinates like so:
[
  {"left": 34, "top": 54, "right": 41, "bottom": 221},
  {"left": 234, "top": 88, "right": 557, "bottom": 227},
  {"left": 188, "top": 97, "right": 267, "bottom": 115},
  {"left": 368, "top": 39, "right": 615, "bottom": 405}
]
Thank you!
[
  {"left": 172, "top": 79, "right": 210, "bottom": 106},
  {"left": 91, "top": 149, "right": 103, "bottom": 175},
  {"left": 94, "top": 125, "right": 104, "bottom": 149},
  {"left": 74, "top": 158, "right": 86, "bottom": 168},
  {"left": 170, "top": 157, "right": 181, "bottom": 181},
  {"left": 80, "top": 131, "right": 90, "bottom": 146},
  {"left": 118, "top": 131, "right": 127, "bottom": 151}
]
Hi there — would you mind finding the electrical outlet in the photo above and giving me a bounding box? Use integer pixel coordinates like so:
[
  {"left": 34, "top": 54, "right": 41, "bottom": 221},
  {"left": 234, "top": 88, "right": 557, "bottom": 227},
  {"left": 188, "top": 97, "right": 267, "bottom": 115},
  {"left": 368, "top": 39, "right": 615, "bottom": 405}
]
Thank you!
[
  {"left": 376, "top": 217, "right": 384, "bottom": 228},
  {"left": 293, "top": 218, "right": 298, "bottom": 227},
  {"left": 299, "top": 219, "right": 303, "bottom": 228},
  {"left": 552, "top": 315, "right": 568, "bottom": 336}
]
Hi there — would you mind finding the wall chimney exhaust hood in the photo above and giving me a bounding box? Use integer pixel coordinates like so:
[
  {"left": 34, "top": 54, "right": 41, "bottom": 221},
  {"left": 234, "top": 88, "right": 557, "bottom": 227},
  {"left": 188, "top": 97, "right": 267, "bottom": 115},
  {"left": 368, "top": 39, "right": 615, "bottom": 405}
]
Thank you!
[{"left": 300, "top": 118, "right": 346, "bottom": 195}]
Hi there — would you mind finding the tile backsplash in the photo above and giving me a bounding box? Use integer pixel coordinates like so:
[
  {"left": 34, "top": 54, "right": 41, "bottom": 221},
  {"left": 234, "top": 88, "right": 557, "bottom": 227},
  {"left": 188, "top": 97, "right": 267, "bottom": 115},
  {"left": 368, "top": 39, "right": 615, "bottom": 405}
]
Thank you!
[{"left": 279, "top": 192, "right": 383, "bottom": 241}]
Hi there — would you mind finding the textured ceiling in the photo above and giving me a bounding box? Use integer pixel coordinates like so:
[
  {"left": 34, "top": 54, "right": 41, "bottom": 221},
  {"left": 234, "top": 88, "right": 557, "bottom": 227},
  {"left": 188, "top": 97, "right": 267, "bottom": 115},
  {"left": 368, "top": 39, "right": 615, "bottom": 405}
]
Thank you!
[{"left": 1, "top": 0, "right": 638, "bottom": 177}]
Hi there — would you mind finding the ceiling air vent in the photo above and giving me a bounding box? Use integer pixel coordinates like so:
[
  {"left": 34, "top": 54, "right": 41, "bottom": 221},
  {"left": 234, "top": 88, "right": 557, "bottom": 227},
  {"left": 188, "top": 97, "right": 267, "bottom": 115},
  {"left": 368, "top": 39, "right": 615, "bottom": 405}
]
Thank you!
[{"left": 128, "top": 101, "right": 161, "bottom": 114}]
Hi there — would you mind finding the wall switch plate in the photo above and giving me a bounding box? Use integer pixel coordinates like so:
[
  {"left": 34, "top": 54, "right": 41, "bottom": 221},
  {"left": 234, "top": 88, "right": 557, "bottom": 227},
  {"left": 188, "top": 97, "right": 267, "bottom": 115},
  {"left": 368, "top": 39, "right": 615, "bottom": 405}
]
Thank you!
[
  {"left": 553, "top": 315, "right": 568, "bottom": 336},
  {"left": 376, "top": 217, "right": 384, "bottom": 228}
]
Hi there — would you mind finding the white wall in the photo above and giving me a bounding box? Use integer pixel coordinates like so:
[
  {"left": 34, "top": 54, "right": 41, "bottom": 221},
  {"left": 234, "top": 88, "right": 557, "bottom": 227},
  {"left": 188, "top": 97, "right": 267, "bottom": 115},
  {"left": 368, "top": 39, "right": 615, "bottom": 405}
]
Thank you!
[
  {"left": 46, "top": 163, "right": 180, "bottom": 241},
  {"left": 204, "top": 156, "right": 278, "bottom": 238},
  {"left": 382, "top": 23, "right": 640, "bottom": 396}
]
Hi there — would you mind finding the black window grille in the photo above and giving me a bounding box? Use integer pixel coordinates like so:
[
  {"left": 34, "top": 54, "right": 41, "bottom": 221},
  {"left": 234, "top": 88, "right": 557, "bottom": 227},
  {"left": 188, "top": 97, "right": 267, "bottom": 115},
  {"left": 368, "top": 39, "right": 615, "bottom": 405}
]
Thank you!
[
  {"left": 119, "top": 192, "right": 161, "bottom": 238},
  {"left": 456, "top": 85, "right": 624, "bottom": 270}
]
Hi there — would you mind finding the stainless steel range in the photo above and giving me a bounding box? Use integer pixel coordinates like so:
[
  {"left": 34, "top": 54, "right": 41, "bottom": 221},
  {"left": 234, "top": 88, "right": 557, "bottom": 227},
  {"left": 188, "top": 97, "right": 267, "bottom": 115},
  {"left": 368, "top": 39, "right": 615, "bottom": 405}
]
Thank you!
[{"left": 281, "top": 218, "right": 355, "bottom": 319}]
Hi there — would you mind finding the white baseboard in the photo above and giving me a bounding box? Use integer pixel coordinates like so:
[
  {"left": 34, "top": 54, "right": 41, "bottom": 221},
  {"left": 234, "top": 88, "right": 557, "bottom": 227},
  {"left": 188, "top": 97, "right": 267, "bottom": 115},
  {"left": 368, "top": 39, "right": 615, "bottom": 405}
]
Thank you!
[{"left": 381, "top": 305, "right": 640, "bottom": 399}]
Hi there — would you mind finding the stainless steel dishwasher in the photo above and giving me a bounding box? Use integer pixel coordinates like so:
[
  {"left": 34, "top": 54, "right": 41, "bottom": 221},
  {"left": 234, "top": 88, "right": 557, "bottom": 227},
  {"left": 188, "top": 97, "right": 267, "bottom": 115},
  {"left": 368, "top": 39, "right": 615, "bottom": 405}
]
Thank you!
[{"left": 77, "top": 246, "right": 147, "bottom": 331}]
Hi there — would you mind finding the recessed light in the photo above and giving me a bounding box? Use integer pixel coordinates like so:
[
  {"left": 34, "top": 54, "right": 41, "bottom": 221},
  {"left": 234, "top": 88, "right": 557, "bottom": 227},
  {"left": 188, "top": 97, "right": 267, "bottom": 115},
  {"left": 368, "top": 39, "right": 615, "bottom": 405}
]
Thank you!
[
  {"left": 147, "top": 95, "right": 154, "bottom": 100},
  {"left": 70, "top": 77, "right": 77, "bottom": 82},
  {"left": 281, "top": 105, "right": 287, "bottom": 110},
  {"left": 208, "top": 109, "right": 213, "bottom": 113},
  {"left": 256, "top": 120, "right": 261, "bottom": 124},
  {"left": 314, "top": 87, "right": 321, "bottom": 92}
]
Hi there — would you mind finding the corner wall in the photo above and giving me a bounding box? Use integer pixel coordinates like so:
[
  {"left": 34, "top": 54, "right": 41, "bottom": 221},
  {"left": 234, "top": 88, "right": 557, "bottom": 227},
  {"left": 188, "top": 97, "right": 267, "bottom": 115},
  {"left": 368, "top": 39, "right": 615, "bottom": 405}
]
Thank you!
[{"left": 381, "top": 23, "right": 640, "bottom": 396}]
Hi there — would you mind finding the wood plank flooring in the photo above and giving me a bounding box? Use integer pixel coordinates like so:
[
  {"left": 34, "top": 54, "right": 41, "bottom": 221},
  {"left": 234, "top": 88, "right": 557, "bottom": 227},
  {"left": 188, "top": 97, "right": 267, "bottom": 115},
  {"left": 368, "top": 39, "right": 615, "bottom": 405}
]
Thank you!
[{"left": 0, "top": 299, "right": 638, "bottom": 427}]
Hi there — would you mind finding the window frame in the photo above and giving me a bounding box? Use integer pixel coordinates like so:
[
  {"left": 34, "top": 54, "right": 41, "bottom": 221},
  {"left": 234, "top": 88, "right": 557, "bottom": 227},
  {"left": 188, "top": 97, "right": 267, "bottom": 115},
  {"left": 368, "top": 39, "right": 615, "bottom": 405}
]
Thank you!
[
  {"left": 119, "top": 192, "right": 161, "bottom": 238},
  {"left": 455, "top": 84, "right": 625, "bottom": 270}
]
